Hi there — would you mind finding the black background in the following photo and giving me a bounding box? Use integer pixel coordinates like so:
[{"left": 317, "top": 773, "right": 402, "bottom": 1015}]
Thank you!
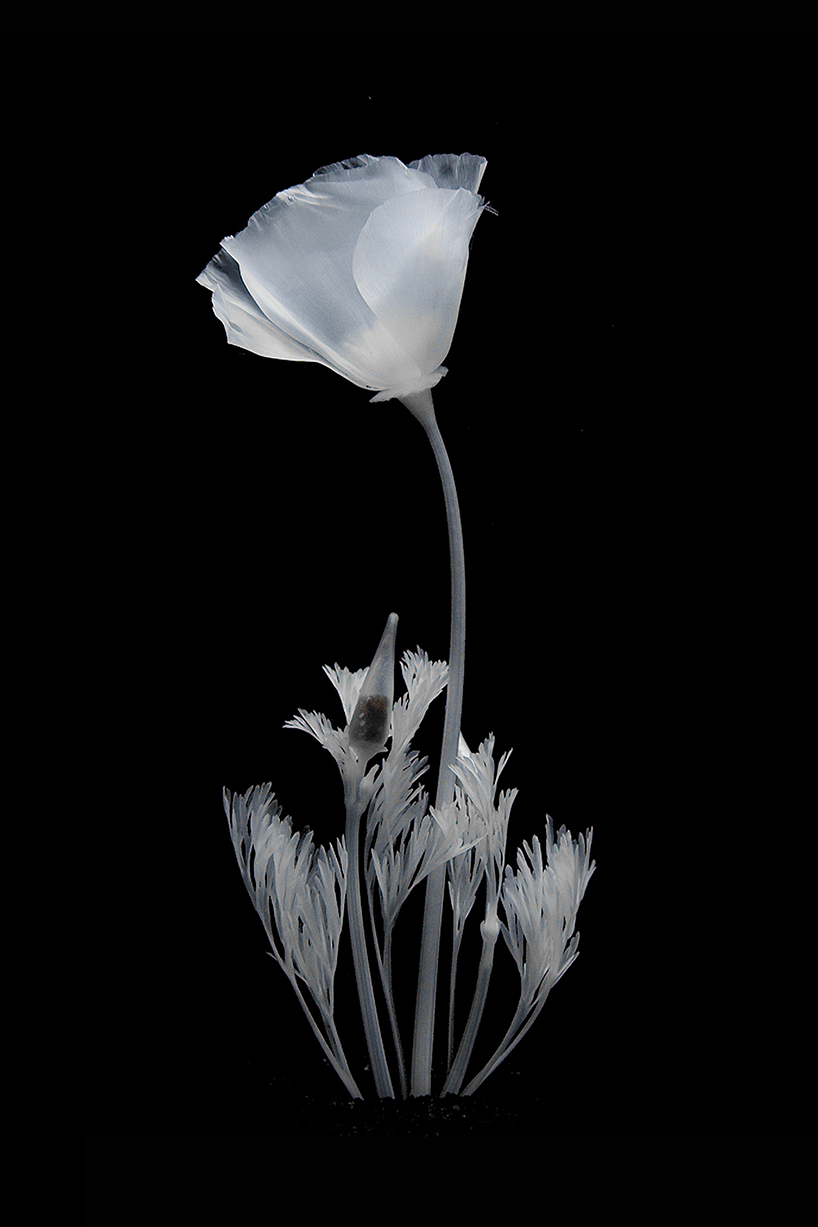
[{"left": 51, "top": 31, "right": 813, "bottom": 1148}]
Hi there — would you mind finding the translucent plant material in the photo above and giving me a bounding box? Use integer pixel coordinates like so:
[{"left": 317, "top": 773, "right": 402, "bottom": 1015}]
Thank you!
[
  {"left": 224, "top": 622, "right": 594, "bottom": 1100},
  {"left": 196, "top": 153, "right": 487, "bottom": 403},
  {"left": 204, "top": 152, "right": 596, "bottom": 1101},
  {"left": 347, "top": 612, "right": 398, "bottom": 764},
  {"left": 224, "top": 782, "right": 360, "bottom": 1098},
  {"left": 460, "top": 820, "right": 596, "bottom": 1096}
]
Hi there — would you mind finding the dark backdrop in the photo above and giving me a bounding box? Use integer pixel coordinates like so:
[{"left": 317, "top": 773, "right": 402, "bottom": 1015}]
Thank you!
[{"left": 62, "top": 34, "right": 812, "bottom": 1141}]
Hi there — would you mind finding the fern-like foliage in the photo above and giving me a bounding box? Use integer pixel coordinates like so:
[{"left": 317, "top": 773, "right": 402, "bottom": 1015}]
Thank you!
[{"left": 225, "top": 647, "right": 594, "bottom": 1101}]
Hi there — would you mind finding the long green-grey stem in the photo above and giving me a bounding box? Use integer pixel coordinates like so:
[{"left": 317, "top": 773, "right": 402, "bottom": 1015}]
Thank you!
[
  {"left": 442, "top": 924, "right": 498, "bottom": 1094},
  {"left": 344, "top": 764, "right": 395, "bottom": 1098},
  {"left": 286, "top": 977, "right": 363, "bottom": 1099},
  {"left": 402, "top": 388, "right": 466, "bottom": 1097},
  {"left": 460, "top": 986, "right": 552, "bottom": 1097},
  {"left": 444, "top": 829, "right": 509, "bottom": 1093}
]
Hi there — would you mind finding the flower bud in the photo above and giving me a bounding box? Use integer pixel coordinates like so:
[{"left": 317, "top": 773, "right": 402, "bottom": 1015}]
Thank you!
[
  {"left": 348, "top": 613, "right": 398, "bottom": 762},
  {"left": 481, "top": 910, "right": 500, "bottom": 942}
]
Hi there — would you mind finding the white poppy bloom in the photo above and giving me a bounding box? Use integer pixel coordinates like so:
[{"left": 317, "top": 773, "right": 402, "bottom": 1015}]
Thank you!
[{"left": 196, "top": 152, "right": 488, "bottom": 402}]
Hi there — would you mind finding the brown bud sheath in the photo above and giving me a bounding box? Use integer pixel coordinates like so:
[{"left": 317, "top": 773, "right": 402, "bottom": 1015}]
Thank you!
[{"left": 348, "top": 613, "right": 398, "bottom": 762}]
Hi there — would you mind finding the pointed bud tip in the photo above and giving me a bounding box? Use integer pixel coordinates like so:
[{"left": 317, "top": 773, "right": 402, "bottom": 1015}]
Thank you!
[
  {"left": 383, "top": 612, "right": 398, "bottom": 649},
  {"left": 375, "top": 612, "right": 398, "bottom": 658},
  {"left": 347, "top": 613, "right": 400, "bottom": 757}
]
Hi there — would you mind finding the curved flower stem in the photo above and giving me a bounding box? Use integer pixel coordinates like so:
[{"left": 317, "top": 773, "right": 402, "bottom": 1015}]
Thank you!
[
  {"left": 442, "top": 926, "right": 498, "bottom": 1095},
  {"left": 460, "top": 986, "right": 552, "bottom": 1097},
  {"left": 366, "top": 870, "right": 408, "bottom": 1097},
  {"left": 402, "top": 388, "right": 466, "bottom": 1097},
  {"left": 344, "top": 763, "right": 395, "bottom": 1098},
  {"left": 278, "top": 968, "right": 363, "bottom": 1099},
  {"left": 323, "top": 1012, "right": 365, "bottom": 1100},
  {"left": 380, "top": 927, "right": 408, "bottom": 1099},
  {"left": 447, "top": 925, "right": 464, "bottom": 1068}
]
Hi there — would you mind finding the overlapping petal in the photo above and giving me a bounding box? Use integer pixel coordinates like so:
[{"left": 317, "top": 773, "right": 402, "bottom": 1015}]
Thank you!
[
  {"left": 197, "top": 152, "right": 487, "bottom": 399},
  {"left": 352, "top": 188, "right": 484, "bottom": 390}
]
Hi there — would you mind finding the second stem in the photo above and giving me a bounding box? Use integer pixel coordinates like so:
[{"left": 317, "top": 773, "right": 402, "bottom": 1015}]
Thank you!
[{"left": 402, "top": 388, "right": 466, "bottom": 1098}]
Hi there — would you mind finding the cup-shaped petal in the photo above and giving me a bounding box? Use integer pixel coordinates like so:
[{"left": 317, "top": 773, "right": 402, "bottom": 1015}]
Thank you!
[
  {"left": 197, "top": 154, "right": 487, "bottom": 399},
  {"left": 218, "top": 157, "right": 435, "bottom": 388},
  {"left": 352, "top": 188, "right": 484, "bottom": 397}
]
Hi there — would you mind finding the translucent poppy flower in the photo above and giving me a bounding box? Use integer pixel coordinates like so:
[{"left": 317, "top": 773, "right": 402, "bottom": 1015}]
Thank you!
[{"left": 196, "top": 152, "right": 487, "bottom": 402}]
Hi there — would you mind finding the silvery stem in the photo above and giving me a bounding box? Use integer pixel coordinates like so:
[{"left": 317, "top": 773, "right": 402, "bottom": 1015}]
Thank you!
[
  {"left": 401, "top": 388, "right": 466, "bottom": 1097},
  {"left": 380, "top": 927, "right": 408, "bottom": 1099},
  {"left": 447, "top": 926, "right": 463, "bottom": 1068},
  {"left": 344, "top": 764, "right": 395, "bottom": 1098},
  {"left": 365, "top": 846, "right": 408, "bottom": 1097},
  {"left": 460, "top": 987, "right": 552, "bottom": 1097},
  {"left": 442, "top": 925, "right": 498, "bottom": 1095},
  {"left": 271, "top": 952, "right": 363, "bottom": 1098}
]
